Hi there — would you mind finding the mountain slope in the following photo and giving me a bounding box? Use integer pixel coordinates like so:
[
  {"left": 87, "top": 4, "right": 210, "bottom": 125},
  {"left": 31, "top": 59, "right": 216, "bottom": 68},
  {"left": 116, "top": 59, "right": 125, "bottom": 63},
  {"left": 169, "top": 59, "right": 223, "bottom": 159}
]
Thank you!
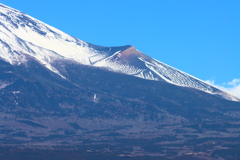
[
  {"left": 0, "top": 3, "right": 238, "bottom": 102},
  {"left": 1, "top": 57, "right": 240, "bottom": 159}
]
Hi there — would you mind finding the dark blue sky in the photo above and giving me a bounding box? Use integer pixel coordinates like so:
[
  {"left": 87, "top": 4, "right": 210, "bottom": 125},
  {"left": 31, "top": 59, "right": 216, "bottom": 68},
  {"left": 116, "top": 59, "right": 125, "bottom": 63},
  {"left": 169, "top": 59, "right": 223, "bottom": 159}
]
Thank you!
[{"left": 1, "top": 0, "right": 240, "bottom": 97}]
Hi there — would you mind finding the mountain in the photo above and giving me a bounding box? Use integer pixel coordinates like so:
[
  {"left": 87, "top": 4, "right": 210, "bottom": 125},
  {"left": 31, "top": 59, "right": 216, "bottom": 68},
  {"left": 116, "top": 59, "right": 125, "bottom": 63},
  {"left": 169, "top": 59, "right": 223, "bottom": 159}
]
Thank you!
[
  {"left": 1, "top": 3, "right": 240, "bottom": 159},
  {"left": 0, "top": 4, "right": 238, "bottom": 102}
]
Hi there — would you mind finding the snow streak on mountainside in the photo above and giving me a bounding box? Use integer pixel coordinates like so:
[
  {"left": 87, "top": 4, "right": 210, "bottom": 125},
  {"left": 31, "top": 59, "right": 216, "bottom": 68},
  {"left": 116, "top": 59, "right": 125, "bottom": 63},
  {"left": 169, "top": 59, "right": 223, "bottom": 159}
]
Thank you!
[{"left": 0, "top": 3, "right": 239, "bottom": 102}]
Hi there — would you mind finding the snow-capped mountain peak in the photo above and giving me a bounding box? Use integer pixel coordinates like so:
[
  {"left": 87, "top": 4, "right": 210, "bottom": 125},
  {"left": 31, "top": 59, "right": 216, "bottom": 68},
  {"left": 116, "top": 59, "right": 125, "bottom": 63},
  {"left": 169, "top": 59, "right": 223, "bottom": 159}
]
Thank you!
[{"left": 0, "top": 3, "right": 239, "bottom": 102}]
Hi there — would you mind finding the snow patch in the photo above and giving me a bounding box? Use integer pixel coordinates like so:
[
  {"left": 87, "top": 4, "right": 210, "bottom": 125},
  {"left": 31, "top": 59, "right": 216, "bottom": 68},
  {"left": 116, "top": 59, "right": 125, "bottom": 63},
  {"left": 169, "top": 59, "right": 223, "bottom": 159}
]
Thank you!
[{"left": 0, "top": 80, "right": 12, "bottom": 89}]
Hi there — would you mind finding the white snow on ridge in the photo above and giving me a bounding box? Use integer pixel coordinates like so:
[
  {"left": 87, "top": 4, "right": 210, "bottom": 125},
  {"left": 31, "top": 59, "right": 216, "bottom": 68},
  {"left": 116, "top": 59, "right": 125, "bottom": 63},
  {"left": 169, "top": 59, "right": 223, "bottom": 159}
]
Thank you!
[
  {"left": 93, "top": 57, "right": 143, "bottom": 75},
  {"left": 140, "top": 57, "right": 240, "bottom": 101},
  {"left": 0, "top": 3, "right": 106, "bottom": 66}
]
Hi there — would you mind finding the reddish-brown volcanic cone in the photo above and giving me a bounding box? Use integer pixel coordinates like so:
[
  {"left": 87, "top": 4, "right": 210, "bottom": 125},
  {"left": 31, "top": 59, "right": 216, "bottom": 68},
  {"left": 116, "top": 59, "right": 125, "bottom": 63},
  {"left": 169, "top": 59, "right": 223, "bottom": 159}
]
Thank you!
[{"left": 108, "top": 46, "right": 151, "bottom": 69}]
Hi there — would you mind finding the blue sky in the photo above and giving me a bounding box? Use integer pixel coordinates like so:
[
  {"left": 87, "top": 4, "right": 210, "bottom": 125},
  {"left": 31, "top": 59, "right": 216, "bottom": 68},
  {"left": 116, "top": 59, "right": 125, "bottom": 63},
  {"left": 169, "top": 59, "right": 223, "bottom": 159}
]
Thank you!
[{"left": 1, "top": 0, "right": 240, "bottom": 97}]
